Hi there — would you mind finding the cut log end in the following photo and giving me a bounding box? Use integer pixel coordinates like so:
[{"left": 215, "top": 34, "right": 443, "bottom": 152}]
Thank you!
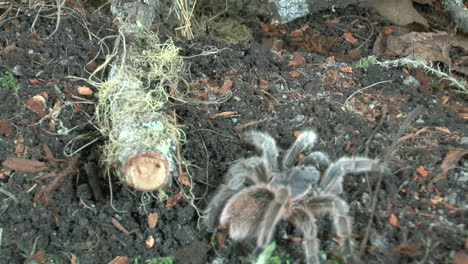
[{"left": 123, "top": 152, "right": 169, "bottom": 192}]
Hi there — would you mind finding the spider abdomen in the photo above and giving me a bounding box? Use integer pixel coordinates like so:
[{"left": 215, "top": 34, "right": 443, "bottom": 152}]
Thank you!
[{"left": 220, "top": 186, "right": 274, "bottom": 241}]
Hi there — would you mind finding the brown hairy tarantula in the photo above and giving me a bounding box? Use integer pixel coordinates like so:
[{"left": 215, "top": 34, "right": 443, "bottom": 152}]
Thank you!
[{"left": 204, "top": 130, "right": 391, "bottom": 264}]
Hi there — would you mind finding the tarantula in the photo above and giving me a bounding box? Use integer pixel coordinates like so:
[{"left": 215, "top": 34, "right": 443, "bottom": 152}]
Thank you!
[{"left": 204, "top": 130, "right": 391, "bottom": 264}]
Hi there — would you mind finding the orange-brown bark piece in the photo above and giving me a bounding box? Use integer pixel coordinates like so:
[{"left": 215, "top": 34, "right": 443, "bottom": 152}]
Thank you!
[{"left": 2, "top": 157, "right": 48, "bottom": 173}]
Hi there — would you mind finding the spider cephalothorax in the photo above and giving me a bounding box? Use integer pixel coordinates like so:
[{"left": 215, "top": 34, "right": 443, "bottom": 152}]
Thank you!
[{"left": 204, "top": 130, "right": 391, "bottom": 264}]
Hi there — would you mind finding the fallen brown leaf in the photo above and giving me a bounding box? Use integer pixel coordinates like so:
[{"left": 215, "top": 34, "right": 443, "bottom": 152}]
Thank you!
[
  {"left": 0, "top": 120, "right": 13, "bottom": 136},
  {"left": 416, "top": 166, "right": 429, "bottom": 178},
  {"left": 2, "top": 157, "right": 48, "bottom": 173},
  {"left": 430, "top": 196, "right": 443, "bottom": 205},
  {"left": 166, "top": 191, "right": 183, "bottom": 208},
  {"left": 288, "top": 71, "right": 300, "bottom": 78},
  {"left": 208, "top": 111, "right": 237, "bottom": 119},
  {"left": 288, "top": 52, "right": 306, "bottom": 66},
  {"left": 433, "top": 126, "right": 451, "bottom": 135},
  {"left": 290, "top": 29, "right": 303, "bottom": 37},
  {"left": 148, "top": 212, "right": 158, "bottom": 229},
  {"left": 177, "top": 175, "right": 191, "bottom": 187},
  {"left": 389, "top": 213, "right": 400, "bottom": 227},
  {"left": 108, "top": 256, "right": 129, "bottom": 264},
  {"left": 340, "top": 67, "right": 353, "bottom": 73},
  {"left": 220, "top": 80, "right": 233, "bottom": 95},
  {"left": 325, "top": 18, "right": 340, "bottom": 24},
  {"left": 233, "top": 120, "right": 260, "bottom": 132},
  {"left": 452, "top": 251, "right": 468, "bottom": 264},
  {"left": 25, "top": 95, "right": 47, "bottom": 117},
  {"left": 145, "top": 235, "right": 155, "bottom": 248},
  {"left": 434, "top": 148, "right": 468, "bottom": 182},
  {"left": 77, "top": 86, "right": 93, "bottom": 95},
  {"left": 362, "top": 0, "right": 429, "bottom": 27},
  {"left": 259, "top": 22, "right": 272, "bottom": 32},
  {"left": 343, "top": 33, "right": 357, "bottom": 43}
]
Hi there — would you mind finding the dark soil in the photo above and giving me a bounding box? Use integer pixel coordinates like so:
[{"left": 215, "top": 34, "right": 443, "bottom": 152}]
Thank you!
[{"left": 0, "top": 3, "right": 467, "bottom": 264}]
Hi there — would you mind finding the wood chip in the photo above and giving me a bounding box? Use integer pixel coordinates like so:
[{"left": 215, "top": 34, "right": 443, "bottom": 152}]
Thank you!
[
  {"left": 343, "top": 32, "right": 357, "bottom": 43},
  {"left": 389, "top": 213, "right": 399, "bottom": 227},
  {"left": 77, "top": 86, "right": 93, "bottom": 95},
  {"left": 2, "top": 157, "right": 48, "bottom": 173},
  {"left": 233, "top": 120, "right": 260, "bottom": 132},
  {"left": 166, "top": 191, "right": 183, "bottom": 208},
  {"left": 25, "top": 95, "right": 47, "bottom": 117},
  {"left": 288, "top": 52, "right": 306, "bottom": 66},
  {"left": 177, "top": 175, "right": 191, "bottom": 187},
  {"left": 288, "top": 71, "right": 300, "bottom": 78},
  {"left": 145, "top": 235, "right": 155, "bottom": 248},
  {"left": 108, "top": 256, "right": 129, "bottom": 264},
  {"left": 0, "top": 120, "right": 13, "bottom": 136},
  {"left": 208, "top": 111, "right": 237, "bottom": 119},
  {"left": 148, "top": 213, "right": 158, "bottom": 229},
  {"left": 434, "top": 148, "right": 468, "bottom": 182},
  {"left": 416, "top": 166, "right": 429, "bottom": 178},
  {"left": 340, "top": 67, "right": 353, "bottom": 73}
]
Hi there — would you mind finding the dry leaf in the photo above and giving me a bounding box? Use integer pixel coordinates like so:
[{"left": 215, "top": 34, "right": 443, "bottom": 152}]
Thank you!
[
  {"left": 108, "top": 256, "right": 129, "bottom": 264},
  {"left": 2, "top": 157, "right": 48, "bottom": 173},
  {"left": 325, "top": 18, "right": 340, "bottom": 24},
  {"left": 288, "top": 52, "right": 306, "bottom": 66},
  {"left": 208, "top": 111, "right": 237, "bottom": 119},
  {"left": 389, "top": 213, "right": 400, "bottom": 227},
  {"left": 434, "top": 126, "right": 451, "bottom": 135},
  {"left": 430, "top": 196, "right": 443, "bottom": 205},
  {"left": 145, "top": 235, "right": 155, "bottom": 248},
  {"left": 259, "top": 22, "right": 272, "bottom": 32},
  {"left": 288, "top": 71, "right": 300, "bottom": 78},
  {"left": 343, "top": 33, "right": 357, "bottom": 43},
  {"left": 77, "top": 86, "right": 93, "bottom": 95},
  {"left": 290, "top": 29, "right": 303, "bottom": 37},
  {"left": 340, "top": 67, "right": 353, "bottom": 73},
  {"left": 416, "top": 166, "right": 429, "bottom": 178},
  {"left": 327, "top": 56, "right": 336, "bottom": 62},
  {"left": 362, "top": 0, "right": 429, "bottom": 27},
  {"left": 177, "top": 175, "right": 191, "bottom": 187},
  {"left": 453, "top": 251, "right": 468, "bottom": 264},
  {"left": 373, "top": 31, "right": 468, "bottom": 76},
  {"left": 433, "top": 148, "right": 468, "bottom": 182},
  {"left": 148, "top": 213, "right": 158, "bottom": 229},
  {"left": 166, "top": 191, "right": 183, "bottom": 208},
  {"left": 0, "top": 120, "right": 13, "bottom": 137},
  {"left": 26, "top": 95, "right": 47, "bottom": 117},
  {"left": 458, "top": 113, "right": 468, "bottom": 119}
]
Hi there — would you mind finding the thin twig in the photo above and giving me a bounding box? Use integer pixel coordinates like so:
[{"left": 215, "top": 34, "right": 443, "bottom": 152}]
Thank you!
[
  {"left": 363, "top": 105, "right": 388, "bottom": 195},
  {"left": 359, "top": 106, "right": 422, "bottom": 257}
]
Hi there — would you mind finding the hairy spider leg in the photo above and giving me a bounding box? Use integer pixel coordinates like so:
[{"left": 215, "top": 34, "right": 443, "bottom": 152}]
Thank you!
[
  {"left": 256, "top": 186, "right": 291, "bottom": 248},
  {"left": 243, "top": 131, "right": 279, "bottom": 174},
  {"left": 290, "top": 207, "right": 320, "bottom": 264},
  {"left": 320, "top": 157, "right": 390, "bottom": 194},
  {"left": 203, "top": 185, "right": 239, "bottom": 230},
  {"left": 299, "top": 151, "right": 331, "bottom": 172},
  {"left": 282, "top": 130, "right": 318, "bottom": 169},
  {"left": 305, "top": 195, "right": 356, "bottom": 263}
]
